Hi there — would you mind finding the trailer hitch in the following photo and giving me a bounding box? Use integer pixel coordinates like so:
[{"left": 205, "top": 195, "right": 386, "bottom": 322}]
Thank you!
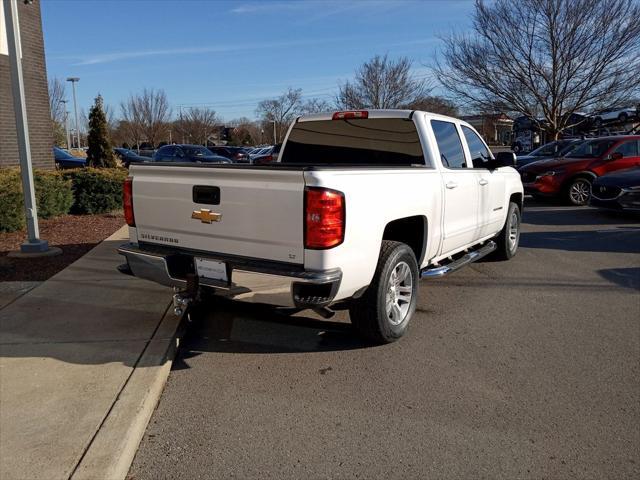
[{"left": 172, "top": 274, "right": 200, "bottom": 316}]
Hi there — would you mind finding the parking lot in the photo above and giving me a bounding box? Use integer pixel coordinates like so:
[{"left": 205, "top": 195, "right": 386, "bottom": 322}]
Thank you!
[{"left": 129, "top": 202, "right": 639, "bottom": 479}]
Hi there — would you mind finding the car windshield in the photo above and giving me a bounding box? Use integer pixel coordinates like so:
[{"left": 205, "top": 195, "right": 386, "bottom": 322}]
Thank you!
[
  {"left": 530, "top": 141, "right": 560, "bottom": 157},
  {"left": 184, "top": 146, "right": 209, "bottom": 156},
  {"left": 558, "top": 141, "right": 581, "bottom": 156},
  {"left": 566, "top": 139, "right": 616, "bottom": 158}
]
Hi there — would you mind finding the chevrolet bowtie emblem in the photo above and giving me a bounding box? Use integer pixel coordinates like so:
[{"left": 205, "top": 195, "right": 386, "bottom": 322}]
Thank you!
[{"left": 191, "top": 209, "right": 222, "bottom": 223}]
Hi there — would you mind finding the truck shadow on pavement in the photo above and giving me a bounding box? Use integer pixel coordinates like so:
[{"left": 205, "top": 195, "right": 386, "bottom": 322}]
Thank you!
[
  {"left": 172, "top": 298, "right": 368, "bottom": 366},
  {"left": 519, "top": 226, "right": 640, "bottom": 254},
  {"left": 522, "top": 204, "right": 640, "bottom": 226}
]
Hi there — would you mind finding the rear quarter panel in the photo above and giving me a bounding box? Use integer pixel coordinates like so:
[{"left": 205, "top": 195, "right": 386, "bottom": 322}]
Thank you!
[{"left": 303, "top": 168, "right": 443, "bottom": 300}]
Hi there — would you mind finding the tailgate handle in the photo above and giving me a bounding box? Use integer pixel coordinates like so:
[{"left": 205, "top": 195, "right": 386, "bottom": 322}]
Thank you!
[{"left": 193, "top": 186, "right": 220, "bottom": 205}]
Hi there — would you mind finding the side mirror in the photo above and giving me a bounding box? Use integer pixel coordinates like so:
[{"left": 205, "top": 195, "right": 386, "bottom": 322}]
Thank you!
[
  {"left": 494, "top": 151, "right": 517, "bottom": 168},
  {"left": 607, "top": 152, "right": 623, "bottom": 161}
]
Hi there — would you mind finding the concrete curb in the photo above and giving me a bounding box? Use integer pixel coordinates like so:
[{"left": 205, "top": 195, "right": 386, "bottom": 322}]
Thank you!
[{"left": 70, "top": 308, "right": 185, "bottom": 480}]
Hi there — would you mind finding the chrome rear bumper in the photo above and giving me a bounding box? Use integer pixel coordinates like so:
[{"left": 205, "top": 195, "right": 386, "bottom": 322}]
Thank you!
[{"left": 118, "top": 243, "right": 342, "bottom": 308}]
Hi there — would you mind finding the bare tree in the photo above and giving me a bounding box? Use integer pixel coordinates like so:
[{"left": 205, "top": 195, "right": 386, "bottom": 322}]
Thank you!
[
  {"left": 301, "top": 98, "right": 332, "bottom": 114},
  {"left": 256, "top": 88, "right": 303, "bottom": 143},
  {"left": 120, "top": 88, "right": 172, "bottom": 147},
  {"left": 404, "top": 96, "right": 459, "bottom": 116},
  {"left": 337, "top": 55, "right": 431, "bottom": 109},
  {"left": 176, "top": 107, "right": 220, "bottom": 145},
  {"left": 435, "top": 0, "right": 640, "bottom": 139},
  {"left": 48, "top": 77, "right": 67, "bottom": 124}
]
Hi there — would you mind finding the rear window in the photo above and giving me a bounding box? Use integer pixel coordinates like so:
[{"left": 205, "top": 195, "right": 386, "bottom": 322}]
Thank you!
[{"left": 280, "top": 118, "right": 426, "bottom": 166}]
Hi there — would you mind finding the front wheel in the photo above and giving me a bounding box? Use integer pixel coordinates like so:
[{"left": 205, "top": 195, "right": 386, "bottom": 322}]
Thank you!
[
  {"left": 494, "top": 201, "right": 521, "bottom": 260},
  {"left": 566, "top": 177, "right": 592, "bottom": 206},
  {"left": 349, "top": 241, "right": 419, "bottom": 344}
]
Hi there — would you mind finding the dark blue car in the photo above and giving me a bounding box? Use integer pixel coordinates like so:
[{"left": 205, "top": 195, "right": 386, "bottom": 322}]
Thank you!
[
  {"left": 152, "top": 144, "right": 231, "bottom": 163},
  {"left": 114, "top": 147, "right": 151, "bottom": 168},
  {"left": 53, "top": 147, "right": 86, "bottom": 168}
]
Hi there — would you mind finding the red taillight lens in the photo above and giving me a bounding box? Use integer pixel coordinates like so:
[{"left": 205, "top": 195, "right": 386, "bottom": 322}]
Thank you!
[
  {"left": 305, "top": 187, "right": 345, "bottom": 249},
  {"left": 123, "top": 177, "right": 135, "bottom": 227},
  {"left": 332, "top": 110, "right": 368, "bottom": 120}
]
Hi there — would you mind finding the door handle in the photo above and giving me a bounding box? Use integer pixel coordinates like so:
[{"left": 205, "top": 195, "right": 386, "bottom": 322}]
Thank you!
[
  {"left": 445, "top": 181, "right": 458, "bottom": 189},
  {"left": 479, "top": 179, "right": 489, "bottom": 186}
]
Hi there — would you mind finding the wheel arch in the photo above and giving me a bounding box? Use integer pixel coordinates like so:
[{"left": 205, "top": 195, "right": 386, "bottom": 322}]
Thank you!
[
  {"left": 562, "top": 170, "right": 597, "bottom": 189},
  {"left": 381, "top": 215, "right": 428, "bottom": 266}
]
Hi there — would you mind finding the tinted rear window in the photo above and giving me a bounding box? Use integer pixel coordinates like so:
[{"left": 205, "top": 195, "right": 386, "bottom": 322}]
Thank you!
[{"left": 280, "top": 118, "right": 426, "bottom": 166}]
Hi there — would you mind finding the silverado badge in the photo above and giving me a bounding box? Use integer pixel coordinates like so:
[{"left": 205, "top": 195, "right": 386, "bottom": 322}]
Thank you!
[{"left": 191, "top": 209, "right": 222, "bottom": 223}]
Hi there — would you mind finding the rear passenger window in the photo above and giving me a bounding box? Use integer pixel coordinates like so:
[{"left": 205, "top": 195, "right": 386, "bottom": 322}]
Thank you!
[
  {"left": 614, "top": 140, "right": 639, "bottom": 157},
  {"left": 431, "top": 120, "right": 466, "bottom": 168},
  {"left": 461, "top": 126, "right": 492, "bottom": 168}
]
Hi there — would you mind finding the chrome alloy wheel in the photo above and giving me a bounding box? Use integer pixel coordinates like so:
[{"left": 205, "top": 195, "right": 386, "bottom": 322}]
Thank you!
[
  {"left": 569, "top": 179, "right": 591, "bottom": 205},
  {"left": 385, "top": 261, "right": 413, "bottom": 326},
  {"left": 508, "top": 210, "right": 520, "bottom": 252}
]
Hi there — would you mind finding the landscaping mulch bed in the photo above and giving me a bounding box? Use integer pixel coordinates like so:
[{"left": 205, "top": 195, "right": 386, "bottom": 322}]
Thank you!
[{"left": 0, "top": 213, "right": 124, "bottom": 282}]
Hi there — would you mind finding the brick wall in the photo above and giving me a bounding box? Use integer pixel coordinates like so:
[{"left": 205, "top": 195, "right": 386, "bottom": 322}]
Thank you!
[{"left": 0, "top": 0, "right": 54, "bottom": 169}]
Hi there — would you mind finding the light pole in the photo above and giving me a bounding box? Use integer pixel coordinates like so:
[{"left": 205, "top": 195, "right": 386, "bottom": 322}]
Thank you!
[
  {"left": 60, "top": 99, "right": 71, "bottom": 150},
  {"left": 271, "top": 120, "right": 277, "bottom": 144},
  {"left": 66, "top": 77, "right": 81, "bottom": 149},
  {"left": 4, "top": 0, "right": 56, "bottom": 255}
]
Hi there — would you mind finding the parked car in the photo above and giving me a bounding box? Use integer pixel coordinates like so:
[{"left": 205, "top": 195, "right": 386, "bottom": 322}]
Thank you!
[
  {"left": 207, "top": 146, "right": 250, "bottom": 163},
  {"left": 589, "top": 167, "right": 640, "bottom": 213},
  {"left": 248, "top": 146, "right": 271, "bottom": 162},
  {"left": 114, "top": 147, "right": 151, "bottom": 168},
  {"left": 252, "top": 144, "right": 282, "bottom": 164},
  {"left": 519, "top": 136, "right": 640, "bottom": 205},
  {"left": 119, "top": 109, "right": 523, "bottom": 344},
  {"left": 592, "top": 107, "right": 638, "bottom": 126},
  {"left": 53, "top": 147, "right": 86, "bottom": 169},
  {"left": 152, "top": 144, "right": 231, "bottom": 163},
  {"left": 516, "top": 139, "right": 582, "bottom": 169}
]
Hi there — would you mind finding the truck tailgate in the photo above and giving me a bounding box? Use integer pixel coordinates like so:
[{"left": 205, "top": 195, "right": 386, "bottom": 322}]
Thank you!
[{"left": 130, "top": 165, "right": 305, "bottom": 264}]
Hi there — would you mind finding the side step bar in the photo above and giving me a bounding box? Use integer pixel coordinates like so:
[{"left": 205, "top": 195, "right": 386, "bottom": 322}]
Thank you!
[{"left": 421, "top": 241, "right": 496, "bottom": 278}]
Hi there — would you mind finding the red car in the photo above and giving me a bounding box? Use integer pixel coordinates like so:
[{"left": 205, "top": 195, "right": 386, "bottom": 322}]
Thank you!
[{"left": 519, "top": 136, "right": 640, "bottom": 205}]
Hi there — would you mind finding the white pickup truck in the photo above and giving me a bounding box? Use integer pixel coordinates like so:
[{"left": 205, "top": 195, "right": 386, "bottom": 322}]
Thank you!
[{"left": 119, "top": 110, "right": 523, "bottom": 343}]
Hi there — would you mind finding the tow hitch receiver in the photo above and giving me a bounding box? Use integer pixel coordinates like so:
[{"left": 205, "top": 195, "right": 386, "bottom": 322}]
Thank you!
[{"left": 172, "top": 274, "right": 200, "bottom": 316}]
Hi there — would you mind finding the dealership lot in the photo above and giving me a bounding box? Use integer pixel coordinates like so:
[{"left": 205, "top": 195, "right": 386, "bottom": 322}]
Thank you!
[{"left": 130, "top": 202, "right": 639, "bottom": 479}]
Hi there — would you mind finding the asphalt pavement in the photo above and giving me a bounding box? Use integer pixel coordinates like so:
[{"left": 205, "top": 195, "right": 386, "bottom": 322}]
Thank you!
[{"left": 129, "top": 203, "right": 640, "bottom": 480}]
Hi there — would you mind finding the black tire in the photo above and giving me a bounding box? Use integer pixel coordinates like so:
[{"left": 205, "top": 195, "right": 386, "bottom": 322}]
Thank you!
[
  {"left": 494, "top": 201, "right": 521, "bottom": 260},
  {"left": 565, "top": 176, "right": 592, "bottom": 206},
  {"left": 349, "top": 241, "right": 419, "bottom": 344}
]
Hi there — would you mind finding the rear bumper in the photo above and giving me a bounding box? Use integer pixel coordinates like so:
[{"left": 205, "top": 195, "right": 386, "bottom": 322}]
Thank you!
[{"left": 118, "top": 243, "right": 342, "bottom": 308}]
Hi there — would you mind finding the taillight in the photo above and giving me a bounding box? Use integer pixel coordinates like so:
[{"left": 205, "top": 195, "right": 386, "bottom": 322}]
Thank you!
[
  {"left": 305, "top": 187, "right": 345, "bottom": 249},
  {"left": 332, "top": 110, "right": 368, "bottom": 120},
  {"left": 123, "top": 177, "right": 135, "bottom": 227}
]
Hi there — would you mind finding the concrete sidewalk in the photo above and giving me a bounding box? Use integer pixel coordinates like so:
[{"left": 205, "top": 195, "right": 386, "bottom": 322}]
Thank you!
[{"left": 0, "top": 226, "right": 181, "bottom": 480}]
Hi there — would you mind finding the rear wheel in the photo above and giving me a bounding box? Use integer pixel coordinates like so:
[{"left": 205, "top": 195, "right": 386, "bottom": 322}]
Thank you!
[
  {"left": 349, "top": 241, "right": 418, "bottom": 344},
  {"left": 566, "top": 177, "right": 592, "bottom": 206}
]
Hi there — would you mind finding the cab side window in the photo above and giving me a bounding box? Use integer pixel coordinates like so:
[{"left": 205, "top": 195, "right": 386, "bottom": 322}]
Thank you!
[
  {"left": 614, "top": 140, "right": 639, "bottom": 157},
  {"left": 431, "top": 120, "right": 466, "bottom": 168},
  {"left": 461, "top": 126, "right": 492, "bottom": 168}
]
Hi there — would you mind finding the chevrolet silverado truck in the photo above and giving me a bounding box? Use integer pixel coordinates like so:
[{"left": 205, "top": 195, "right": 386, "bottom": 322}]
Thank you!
[{"left": 118, "top": 110, "right": 524, "bottom": 343}]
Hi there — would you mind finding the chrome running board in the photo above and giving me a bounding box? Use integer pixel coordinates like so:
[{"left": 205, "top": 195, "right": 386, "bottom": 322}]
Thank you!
[{"left": 421, "top": 241, "right": 496, "bottom": 278}]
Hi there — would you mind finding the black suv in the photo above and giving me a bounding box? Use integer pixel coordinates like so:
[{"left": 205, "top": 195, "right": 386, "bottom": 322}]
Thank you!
[
  {"left": 207, "top": 146, "right": 250, "bottom": 163},
  {"left": 152, "top": 145, "right": 231, "bottom": 163}
]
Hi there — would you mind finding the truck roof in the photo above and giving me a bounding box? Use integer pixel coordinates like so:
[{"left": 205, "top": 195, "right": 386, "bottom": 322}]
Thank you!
[{"left": 297, "top": 109, "right": 461, "bottom": 124}]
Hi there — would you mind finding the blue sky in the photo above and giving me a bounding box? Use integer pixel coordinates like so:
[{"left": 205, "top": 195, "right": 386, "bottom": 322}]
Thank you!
[{"left": 42, "top": 0, "right": 475, "bottom": 121}]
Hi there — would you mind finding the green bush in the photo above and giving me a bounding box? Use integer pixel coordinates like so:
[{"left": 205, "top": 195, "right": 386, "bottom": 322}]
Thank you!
[
  {"left": 0, "top": 169, "right": 74, "bottom": 232},
  {"left": 63, "top": 167, "right": 128, "bottom": 214},
  {"left": 0, "top": 170, "right": 25, "bottom": 232}
]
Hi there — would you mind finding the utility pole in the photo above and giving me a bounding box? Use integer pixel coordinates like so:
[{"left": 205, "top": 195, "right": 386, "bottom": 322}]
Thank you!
[
  {"left": 60, "top": 99, "right": 71, "bottom": 150},
  {"left": 66, "top": 77, "right": 81, "bottom": 149},
  {"left": 272, "top": 120, "right": 277, "bottom": 144},
  {"left": 4, "top": 0, "right": 56, "bottom": 255}
]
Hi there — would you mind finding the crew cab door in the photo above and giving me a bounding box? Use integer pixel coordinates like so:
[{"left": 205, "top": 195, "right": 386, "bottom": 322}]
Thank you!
[
  {"left": 460, "top": 125, "right": 507, "bottom": 237},
  {"left": 431, "top": 119, "right": 480, "bottom": 254}
]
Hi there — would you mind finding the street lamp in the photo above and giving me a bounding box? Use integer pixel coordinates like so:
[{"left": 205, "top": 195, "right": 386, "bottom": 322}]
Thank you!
[
  {"left": 3, "top": 0, "right": 57, "bottom": 255},
  {"left": 66, "top": 77, "right": 81, "bottom": 149},
  {"left": 271, "top": 120, "right": 277, "bottom": 144},
  {"left": 60, "top": 99, "right": 71, "bottom": 150}
]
